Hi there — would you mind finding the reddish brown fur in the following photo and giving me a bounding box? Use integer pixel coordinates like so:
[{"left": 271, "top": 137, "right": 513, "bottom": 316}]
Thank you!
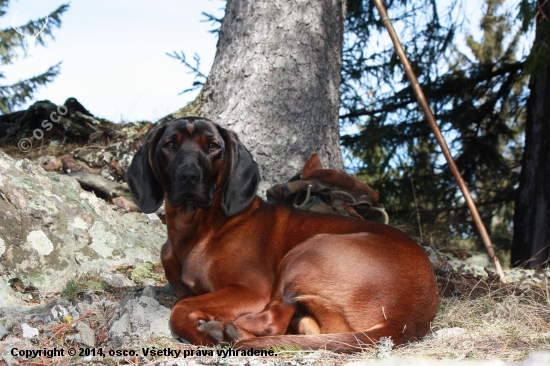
[{"left": 126, "top": 118, "right": 439, "bottom": 352}]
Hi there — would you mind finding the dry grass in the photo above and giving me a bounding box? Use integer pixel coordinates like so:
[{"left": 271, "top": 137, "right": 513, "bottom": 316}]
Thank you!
[
  {"left": 332, "top": 276, "right": 550, "bottom": 363},
  {"left": 394, "top": 292, "right": 550, "bottom": 361}
]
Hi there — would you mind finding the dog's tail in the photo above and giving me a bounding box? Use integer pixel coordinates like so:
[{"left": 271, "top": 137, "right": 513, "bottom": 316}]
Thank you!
[{"left": 234, "top": 328, "right": 409, "bottom": 353}]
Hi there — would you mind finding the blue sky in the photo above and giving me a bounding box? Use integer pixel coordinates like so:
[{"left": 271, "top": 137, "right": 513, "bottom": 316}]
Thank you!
[
  {"left": 1, "top": 0, "right": 225, "bottom": 122},
  {"left": 1, "top": 1, "right": 528, "bottom": 125}
]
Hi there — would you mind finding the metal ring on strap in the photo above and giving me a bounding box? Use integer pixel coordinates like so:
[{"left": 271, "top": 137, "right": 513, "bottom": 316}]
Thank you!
[{"left": 293, "top": 184, "right": 313, "bottom": 208}]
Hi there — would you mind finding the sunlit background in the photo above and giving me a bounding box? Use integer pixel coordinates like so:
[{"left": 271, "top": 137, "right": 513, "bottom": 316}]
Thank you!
[
  {"left": 1, "top": 1, "right": 515, "bottom": 124},
  {"left": 0, "top": 0, "right": 225, "bottom": 122}
]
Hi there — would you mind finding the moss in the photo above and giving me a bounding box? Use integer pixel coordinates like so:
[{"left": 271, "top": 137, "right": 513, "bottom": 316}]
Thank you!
[
  {"left": 25, "top": 273, "right": 46, "bottom": 287},
  {"left": 130, "top": 261, "right": 165, "bottom": 284},
  {"left": 172, "top": 88, "right": 206, "bottom": 119},
  {"left": 84, "top": 280, "right": 105, "bottom": 291},
  {"left": 79, "top": 245, "right": 100, "bottom": 261}
]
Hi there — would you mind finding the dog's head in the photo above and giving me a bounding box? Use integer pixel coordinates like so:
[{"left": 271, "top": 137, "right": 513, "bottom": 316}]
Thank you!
[{"left": 126, "top": 117, "right": 260, "bottom": 216}]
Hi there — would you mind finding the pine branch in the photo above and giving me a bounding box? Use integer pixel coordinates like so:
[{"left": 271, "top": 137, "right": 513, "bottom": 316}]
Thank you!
[
  {"left": 0, "top": 62, "right": 61, "bottom": 114},
  {"left": 1, "top": 4, "right": 69, "bottom": 65},
  {"left": 166, "top": 51, "right": 208, "bottom": 94}
]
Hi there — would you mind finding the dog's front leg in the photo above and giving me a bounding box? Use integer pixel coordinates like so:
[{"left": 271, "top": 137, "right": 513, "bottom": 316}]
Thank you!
[
  {"left": 170, "top": 285, "right": 270, "bottom": 345},
  {"left": 160, "top": 242, "right": 188, "bottom": 298}
]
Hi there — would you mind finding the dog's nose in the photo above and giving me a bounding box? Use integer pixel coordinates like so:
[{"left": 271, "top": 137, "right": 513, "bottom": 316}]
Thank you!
[{"left": 177, "top": 167, "right": 202, "bottom": 185}]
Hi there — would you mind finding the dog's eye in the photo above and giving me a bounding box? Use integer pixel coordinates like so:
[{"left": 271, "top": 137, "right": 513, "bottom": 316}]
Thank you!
[
  {"left": 164, "top": 142, "right": 175, "bottom": 149},
  {"left": 208, "top": 142, "right": 220, "bottom": 150}
]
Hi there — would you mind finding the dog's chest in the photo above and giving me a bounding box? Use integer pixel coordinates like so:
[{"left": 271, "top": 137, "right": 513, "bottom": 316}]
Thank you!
[{"left": 178, "top": 233, "right": 219, "bottom": 295}]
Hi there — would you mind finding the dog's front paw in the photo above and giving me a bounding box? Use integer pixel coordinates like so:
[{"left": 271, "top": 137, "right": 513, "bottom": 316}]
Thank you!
[
  {"left": 197, "top": 319, "right": 241, "bottom": 345},
  {"left": 224, "top": 323, "right": 241, "bottom": 342},
  {"left": 170, "top": 305, "right": 243, "bottom": 346},
  {"left": 197, "top": 319, "right": 224, "bottom": 343}
]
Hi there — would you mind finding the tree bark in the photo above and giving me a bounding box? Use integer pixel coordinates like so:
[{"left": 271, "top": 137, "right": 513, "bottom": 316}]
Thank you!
[
  {"left": 512, "top": 0, "right": 550, "bottom": 268},
  {"left": 166, "top": 0, "right": 346, "bottom": 195}
]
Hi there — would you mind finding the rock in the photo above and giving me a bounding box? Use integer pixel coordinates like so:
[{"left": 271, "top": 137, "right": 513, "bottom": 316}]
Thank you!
[
  {"left": 0, "top": 323, "right": 8, "bottom": 339},
  {"left": 50, "top": 305, "right": 69, "bottom": 322},
  {"left": 109, "top": 312, "right": 131, "bottom": 340},
  {"left": 33, "top": 314, "right": 52, "bottom": 325},
  {"left": 147, "top": 213, "right": 160, "bottom": 221},
  {"left": 0, "top": 98, "right": 153, "bottom": 184},
  {"left": 141, "top": 285, "right": 156, "bottom": 299},
  {"left": 0, "top": 339, "right": 35, "bottom": 366},
  {"left": 0, "top": 279, "right": 25, "bottom": 307},
  {"left": 430, "top": 248, "right": 550, "bottom": 284},
  {"left": 60, "top": 155, "right": 98, "bottom": 174},
  {"left": 109, "top": 290, "right": 171, "bottom": 342},
  {"left": 99, "top": 272, "right": 135, "bottom": 288},
  {"left": 142, "top": 278, "right": 157, "bottom": 286},
  {"left": 424, "top": 246, "right": 453, "bottom": 273},
  {"left": 75, "top": 322, "right": 96, "bottom": 347},
  {"left": 68, "top": 172, "right": 131, "bottom": 200},
  {"left": 112, "top": 196, "right": 140, "bottom": 213},
  {"left": 0, "top": 99, "right": 107, "bottom": 143},
  {"left": 69, "top": 121, "right": 151, "bottom": 179},
  {"left": 503, "top": 268, "right": 550, "bottom": 284},
  {"left": 67, "top": 171, "right": 140, "bottom": 213},
  {"left": 35, "top": 155, "right": 63, "bottom": 172},
  {"left": 0, "top": 150, "right": 166, "bottom": 307},
  {"left": 463, "top": 253, "right": 492, "bottom": 268},
  {"left": 21, "top": 323, "right": 38, "bottom": 338}
]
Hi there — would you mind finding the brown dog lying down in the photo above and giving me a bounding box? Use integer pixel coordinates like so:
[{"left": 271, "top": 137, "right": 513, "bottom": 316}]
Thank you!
[{"left": 126, "top": 117, "right": 439, "bottom": 352}]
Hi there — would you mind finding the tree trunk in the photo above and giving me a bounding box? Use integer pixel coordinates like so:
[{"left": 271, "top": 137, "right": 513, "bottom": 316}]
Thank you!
[
  {"left": 166, "top": 0, "right": 346, "bottom": 195},
  {"left": 512, "top": 0, "right": 550, "bottom": 268}
]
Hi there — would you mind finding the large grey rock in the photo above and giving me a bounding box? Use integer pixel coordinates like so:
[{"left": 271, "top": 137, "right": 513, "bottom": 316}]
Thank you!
[
  {"left": 0, "top": 322, "right": 8, "bottom": 339},
  {"left": 74, "top": 322, "right": 96, "bottom": 348},
  {"left": 0, "top": 151, "right": 166, "bottom": 307},
  {"left": 109, "top": 289, "right": 171, "bottom": 341}
]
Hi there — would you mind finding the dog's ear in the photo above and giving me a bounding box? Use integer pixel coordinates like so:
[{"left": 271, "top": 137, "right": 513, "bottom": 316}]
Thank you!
[
  {"left": 126, "top": 124, "right": 166, "bottom": 213},
  {"left": 218, "top": 126, "right": 260, "bottom": 217}
]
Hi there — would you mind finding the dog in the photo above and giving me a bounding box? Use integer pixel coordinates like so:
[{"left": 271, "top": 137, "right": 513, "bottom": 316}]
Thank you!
[{"left": 126, "top": 117, "right": 439, "bottom": 352}]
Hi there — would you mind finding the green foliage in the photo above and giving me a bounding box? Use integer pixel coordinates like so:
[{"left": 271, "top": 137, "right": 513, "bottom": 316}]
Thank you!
[
  {"left": 0, "top": 0, "right": 69, "bottom": 113},
  {"left": 61, "top": 278, "right": 81, "bottom": 299},
  {"left": 340, "top": 0, "right": 531, "bottom": 250},
  {"left": 61, "top": 276, "right": 107, "bottom": 300},
  {"left": 517, "top": 0, "right": 537, "bottom": 32}
]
